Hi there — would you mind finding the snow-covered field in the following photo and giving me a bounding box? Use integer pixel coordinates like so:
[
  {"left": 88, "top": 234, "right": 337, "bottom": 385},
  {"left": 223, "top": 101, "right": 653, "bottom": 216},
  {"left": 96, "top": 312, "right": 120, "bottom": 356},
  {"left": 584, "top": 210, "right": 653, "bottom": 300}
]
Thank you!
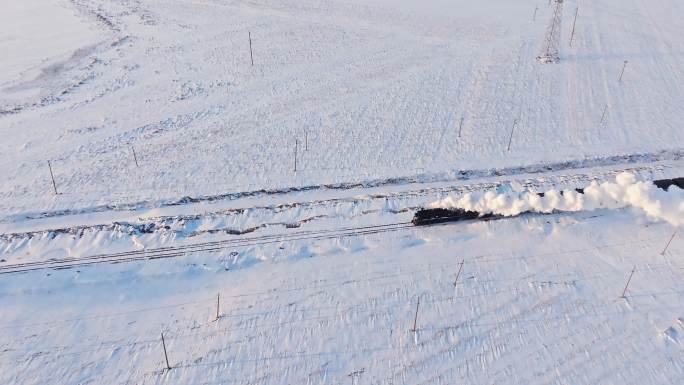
[
  {"left": 1, "top": 0, "right": 683, "bottom": 384},
  {"left": 2, "top": 208, "right": 684, "bottom": 384},
  {"left": 1, "top": 0, "right": 683, "bottom": 219}
]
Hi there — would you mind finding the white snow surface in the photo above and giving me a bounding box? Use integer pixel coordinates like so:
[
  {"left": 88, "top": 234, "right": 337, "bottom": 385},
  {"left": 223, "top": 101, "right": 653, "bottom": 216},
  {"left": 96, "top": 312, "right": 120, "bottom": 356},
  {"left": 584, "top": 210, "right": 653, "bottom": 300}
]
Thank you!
[
  {"left": 1, "top": 0, "right": 683, "bottom": 219},
  {"left": 2, "top": 209, "right": 684, "bottom": 384},
  {"left": 430, "top": 172, "right": 684, "bottom": 226},
  {"left": 1, "top": 0, "right": 684, "bottom": 384},
  {"left": 0, "top": 0, "right": 104, "bottom": 92}
]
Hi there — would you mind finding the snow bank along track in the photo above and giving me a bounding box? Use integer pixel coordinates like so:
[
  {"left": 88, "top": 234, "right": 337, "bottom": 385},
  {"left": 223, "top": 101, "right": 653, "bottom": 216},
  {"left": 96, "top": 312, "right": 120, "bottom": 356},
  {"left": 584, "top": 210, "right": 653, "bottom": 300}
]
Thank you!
[
  {"left": 5, "top": 149, "right": 681, "bottom": 223},
  {"left": 0, "top": 222, "right": 413, "bottom": 275},
  {"left": 1, "top": 173, "right": 681, "bottom": 275},
  {"left": 1, "top": 160, "right": 678, "bottom": 243},
  {"left": 0, "top": 208, "right": 623, "bottom": 276}
]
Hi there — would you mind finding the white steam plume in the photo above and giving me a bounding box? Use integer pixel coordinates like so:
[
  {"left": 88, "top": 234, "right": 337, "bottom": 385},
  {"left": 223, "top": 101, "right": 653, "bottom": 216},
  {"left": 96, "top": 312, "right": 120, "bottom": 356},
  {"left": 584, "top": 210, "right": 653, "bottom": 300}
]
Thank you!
[{"left": 429, "top": 173, "right": 684, "bottom": 226}]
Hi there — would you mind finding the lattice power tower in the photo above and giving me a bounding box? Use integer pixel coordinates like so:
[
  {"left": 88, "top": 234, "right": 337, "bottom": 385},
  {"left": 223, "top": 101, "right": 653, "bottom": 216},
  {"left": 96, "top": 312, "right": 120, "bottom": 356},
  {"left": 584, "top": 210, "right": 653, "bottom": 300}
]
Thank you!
[{"left": 538, "top": 0, "right": 564, "bottom": 63}]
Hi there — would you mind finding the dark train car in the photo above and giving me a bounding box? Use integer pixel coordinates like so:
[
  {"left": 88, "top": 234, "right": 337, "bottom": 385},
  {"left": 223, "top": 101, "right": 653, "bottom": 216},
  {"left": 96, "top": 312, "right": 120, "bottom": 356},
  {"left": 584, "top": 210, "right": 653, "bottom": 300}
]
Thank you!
[
  {"left": 653, "top": 177, "right": 684, "bottom": 191},
  {"left": 411, "top": 208, "right": 482, "bottom": 226}
]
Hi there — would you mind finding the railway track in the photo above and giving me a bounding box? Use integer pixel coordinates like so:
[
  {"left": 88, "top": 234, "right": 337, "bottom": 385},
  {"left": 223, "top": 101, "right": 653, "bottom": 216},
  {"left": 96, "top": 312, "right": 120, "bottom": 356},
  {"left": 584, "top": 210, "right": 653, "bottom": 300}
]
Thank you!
[
  {"left": 3, "top": 177, "right": 680, "bottom": 276},
  {"left": 0, "top": 222, "right": 414, "bottom": 275}
]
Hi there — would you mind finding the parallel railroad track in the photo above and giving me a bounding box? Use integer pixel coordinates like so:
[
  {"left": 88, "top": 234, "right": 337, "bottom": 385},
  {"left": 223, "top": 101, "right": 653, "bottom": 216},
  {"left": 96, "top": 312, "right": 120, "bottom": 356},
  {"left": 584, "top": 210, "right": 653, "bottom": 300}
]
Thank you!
[{"left": 0, "top": 222, "right": 415, "bottom": 275}]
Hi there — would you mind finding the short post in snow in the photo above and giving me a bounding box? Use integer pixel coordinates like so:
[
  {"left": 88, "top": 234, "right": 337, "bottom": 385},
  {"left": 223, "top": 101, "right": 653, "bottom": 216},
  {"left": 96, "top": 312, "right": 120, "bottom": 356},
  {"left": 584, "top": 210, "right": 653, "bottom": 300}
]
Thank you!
[
  {"left": 458, "top": 116, "right": 464, "bottom": 138},
  {"left": 294, "top": 138, "right": 298, "bottom": 172},
  {"left": 249, "top": 31, "right": 254, "bottom": 66},
  {"left": 661, "top": 232, "right": 677, "bottom": 256},
  {"left": 47, "top": 160, "right": 58, "bottom": 195},
  {"left": 305, "top": 130, "right": 308, "bottom": 151},
  {"left": 132, "top": 146, "right": 139, "bottom": 168},
  {"left": 569, "top": 7, "right": 579, "bottom": 46},
  {"left": 620, "top": 266, "right": 636, "bottom": 298},
  {"left": 215, "top": 293, "right": 220, "bottom": 321},
  {"left": 453, "top": 260, "right": 465, "bottom": 287},
  {"left": 161, "top": 331, "right": 172, "bottom": 371},
  {"left": 599, "top": 104, "right": 608, "bottom": 125},
  {"left": 410, "top": 296, "right": 421, "bottom": 332},
  {"left": 618, "top": 60, "right": 628, "bottom": 82},
  {"left": 507, "top": 119, "right": 518, "bottom": 152},
  {"left": 533, "top": 6, "right": 538, "bottom": 22}
]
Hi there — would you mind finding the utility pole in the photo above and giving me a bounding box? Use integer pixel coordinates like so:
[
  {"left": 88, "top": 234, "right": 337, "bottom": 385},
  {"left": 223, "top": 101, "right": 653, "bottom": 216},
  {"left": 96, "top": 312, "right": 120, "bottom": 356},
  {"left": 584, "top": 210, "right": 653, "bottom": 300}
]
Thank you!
[
  {"left": 621, "top": 266, "right": 636, "bottom": 298},
  {"left": 410, "top": 296, "right": 421, "bottom": 332},
  {"left": 569, "top": 6, "right": 579, "bottom": 46},
  {"left": 215, "top": 293, "right": 220, "bottom": 321},
  {"left": 453, "top": 261, "right": 465, "bottom": 287},
  {"left": 507, "top": 119, "right": 518, "bottom": 151},
  {"left": 294, "top": 139, "right": 298, "bottom": 172},
  {"left": 132, "top": 146, "right": 139, "bottom": 168},
  {"left": 661, "top": 232, "right": 677, "bottom": 255},
  {"left": 249, "top": 31, "right": 254, "bottom": 66},
  {"left": 618, "top": 60, "right": 628, "bottom": 82},
  {"left": 47, "top": 160, "right": 58, "bottom": 195},
  {"left": 538, "top": 0, "right": 564, "bottom": 63},
  {"left": 600, "top": 104, "right": 608, "bottom": 125},
  {"left": 161, "top": 331, "right": 171, "bottom": 371}
]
